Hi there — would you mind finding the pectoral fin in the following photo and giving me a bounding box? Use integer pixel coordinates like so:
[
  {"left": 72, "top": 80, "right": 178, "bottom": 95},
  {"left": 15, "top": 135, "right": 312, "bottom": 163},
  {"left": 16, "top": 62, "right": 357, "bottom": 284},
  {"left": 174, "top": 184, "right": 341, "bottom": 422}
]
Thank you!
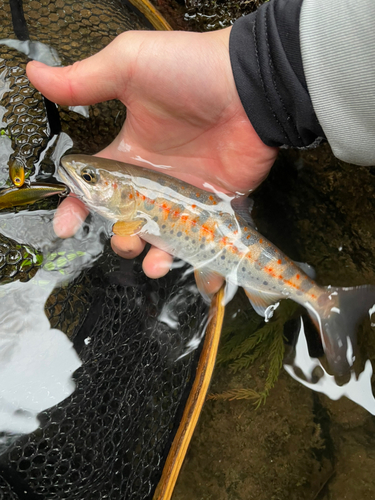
[
  {"left": 243, "top": 287, "right": 281, "bottom": 317},
  {"left": 112, "top": 220, "right": 145, "bottom": 237}
]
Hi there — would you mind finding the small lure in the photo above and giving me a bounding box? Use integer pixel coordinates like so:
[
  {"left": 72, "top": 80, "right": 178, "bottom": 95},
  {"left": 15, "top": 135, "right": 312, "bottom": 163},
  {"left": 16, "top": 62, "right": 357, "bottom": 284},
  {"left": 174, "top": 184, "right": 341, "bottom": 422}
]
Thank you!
[
  {"left": 0, "top": 182, "right": 68, "bottom": 210},
  {"left": 9, "top": 158, "right": 26, "bottom": 187}
]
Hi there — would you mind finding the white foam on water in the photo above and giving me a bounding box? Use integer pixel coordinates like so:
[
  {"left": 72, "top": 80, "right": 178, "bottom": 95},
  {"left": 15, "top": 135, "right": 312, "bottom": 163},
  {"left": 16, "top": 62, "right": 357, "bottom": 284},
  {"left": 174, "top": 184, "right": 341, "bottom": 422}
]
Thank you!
[
  {"left": 0, "top": 275, "right": 81, "bottom": 439},
  {"left": 284, "top": 318, "right": 375, "bottom": 415}
]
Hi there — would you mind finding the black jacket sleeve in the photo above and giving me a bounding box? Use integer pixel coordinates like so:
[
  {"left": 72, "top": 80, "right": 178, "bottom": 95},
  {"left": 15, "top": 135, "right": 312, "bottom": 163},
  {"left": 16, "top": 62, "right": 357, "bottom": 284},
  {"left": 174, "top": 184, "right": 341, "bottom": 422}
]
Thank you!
[{"left": 229, "top": 0, "right": 325, "bottom": 149}]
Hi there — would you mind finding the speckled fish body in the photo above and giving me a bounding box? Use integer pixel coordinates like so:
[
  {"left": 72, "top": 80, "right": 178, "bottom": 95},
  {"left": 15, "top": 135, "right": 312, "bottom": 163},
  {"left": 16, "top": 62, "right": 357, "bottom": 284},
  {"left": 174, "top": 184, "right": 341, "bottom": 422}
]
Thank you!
[{"left": 59, "top": 154, "right": 375, "bottom": 375}]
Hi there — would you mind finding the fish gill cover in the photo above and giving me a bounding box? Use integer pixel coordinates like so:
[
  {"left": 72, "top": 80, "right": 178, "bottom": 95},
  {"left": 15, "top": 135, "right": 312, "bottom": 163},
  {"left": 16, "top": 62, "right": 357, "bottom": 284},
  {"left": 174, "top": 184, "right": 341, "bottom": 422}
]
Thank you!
[{"left": 0, "top": 0, "right": 209, "bottom": 498}]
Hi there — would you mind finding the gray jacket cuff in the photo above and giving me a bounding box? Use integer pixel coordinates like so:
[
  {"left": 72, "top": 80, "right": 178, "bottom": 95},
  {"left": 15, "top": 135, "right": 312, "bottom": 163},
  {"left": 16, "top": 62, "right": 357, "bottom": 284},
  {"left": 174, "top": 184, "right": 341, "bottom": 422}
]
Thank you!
[{"left": 300, "top": 0, "right": 375, "bottom": 166}]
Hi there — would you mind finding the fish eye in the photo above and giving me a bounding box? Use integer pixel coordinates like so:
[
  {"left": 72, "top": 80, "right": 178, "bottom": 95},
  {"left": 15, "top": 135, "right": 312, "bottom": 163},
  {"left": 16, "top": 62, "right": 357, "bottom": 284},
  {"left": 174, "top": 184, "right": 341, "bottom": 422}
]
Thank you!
[{"left": 81, "top": 168, "right": 99, "bottom": 184}]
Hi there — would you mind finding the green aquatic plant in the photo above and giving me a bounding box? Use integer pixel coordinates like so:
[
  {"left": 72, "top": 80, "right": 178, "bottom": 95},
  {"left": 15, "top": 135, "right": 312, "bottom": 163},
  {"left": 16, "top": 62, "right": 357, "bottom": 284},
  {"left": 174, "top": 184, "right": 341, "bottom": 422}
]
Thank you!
[
  {"left": 13, "top": 247, "right": 86, "bottom": 275},
  {"left": 208, "top": 295, "right": 300, "bottom": 407},
  {"left": 17, "top": 243, "right": 43, "bottom": 268},
  {"left": 0, "top": 128, "right": 11, "bottom": 139},
  {"left": 0, "top": 244, "right": 88, "bottom": 288},
  {"left": 43, "top": 250, "right": 86, "bottom": 274},
  {"left": 0, "top": 237, "right": 44, "bottom": 286}
]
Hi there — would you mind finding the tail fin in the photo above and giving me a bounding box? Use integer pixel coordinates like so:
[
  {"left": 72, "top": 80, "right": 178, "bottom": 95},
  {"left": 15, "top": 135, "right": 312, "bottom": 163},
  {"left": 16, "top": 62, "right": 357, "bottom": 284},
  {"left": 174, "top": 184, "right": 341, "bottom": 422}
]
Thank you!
[{"left": 306, "top": 286, "right": 375, "bottom": 376}]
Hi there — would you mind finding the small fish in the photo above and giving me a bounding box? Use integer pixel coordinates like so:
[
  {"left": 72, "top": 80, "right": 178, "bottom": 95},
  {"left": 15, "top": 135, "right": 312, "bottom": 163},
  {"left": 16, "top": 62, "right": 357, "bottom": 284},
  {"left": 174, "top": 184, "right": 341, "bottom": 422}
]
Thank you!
[
  {"left": 9, "top": 158, "right": 26, "bottom": 187},
  {"left": 0, "top": 182, "right": 68, "bottom": 210},
  {"left": 59, "top": 154, "right": 375, "bottom": 375}
]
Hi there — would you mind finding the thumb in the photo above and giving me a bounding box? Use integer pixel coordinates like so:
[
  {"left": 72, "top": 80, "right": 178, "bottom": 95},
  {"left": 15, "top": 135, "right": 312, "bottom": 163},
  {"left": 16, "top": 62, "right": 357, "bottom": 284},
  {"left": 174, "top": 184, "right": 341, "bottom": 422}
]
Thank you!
[{"left": 26, "top": 34, "right": 130, "bottom": 106}]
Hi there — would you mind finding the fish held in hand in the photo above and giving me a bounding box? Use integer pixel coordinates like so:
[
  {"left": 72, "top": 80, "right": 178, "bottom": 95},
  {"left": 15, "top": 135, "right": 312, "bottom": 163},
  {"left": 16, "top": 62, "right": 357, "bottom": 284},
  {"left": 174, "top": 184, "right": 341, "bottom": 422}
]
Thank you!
[
  {"left": 59, "top": 154, "right": 375, "bottom": 375},
  {"left": 0, "top": 182, "right": 68, "bottom": 209}
]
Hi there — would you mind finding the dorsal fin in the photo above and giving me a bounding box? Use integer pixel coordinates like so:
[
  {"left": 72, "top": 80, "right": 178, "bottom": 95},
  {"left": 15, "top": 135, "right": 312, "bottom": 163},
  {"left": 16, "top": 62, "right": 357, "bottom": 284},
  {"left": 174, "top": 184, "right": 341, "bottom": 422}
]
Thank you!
[{"left": 231, "top": 196, "right": 257, "bottom": 229}]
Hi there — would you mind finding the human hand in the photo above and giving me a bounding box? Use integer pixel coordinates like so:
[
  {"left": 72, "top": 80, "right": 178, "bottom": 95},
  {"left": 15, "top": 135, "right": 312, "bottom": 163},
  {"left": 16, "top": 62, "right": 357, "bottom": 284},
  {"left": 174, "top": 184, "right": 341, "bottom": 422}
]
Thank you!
[{"left": 26, "top": 28, "right": 278, "bottom": 288}]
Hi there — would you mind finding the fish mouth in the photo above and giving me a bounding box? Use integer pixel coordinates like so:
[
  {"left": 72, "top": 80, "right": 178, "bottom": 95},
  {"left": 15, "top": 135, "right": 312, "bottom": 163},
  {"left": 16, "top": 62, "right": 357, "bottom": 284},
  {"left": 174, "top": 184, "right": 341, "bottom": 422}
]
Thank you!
[{"left": 58, "top": 161, "right": 85, "bottom": 198}]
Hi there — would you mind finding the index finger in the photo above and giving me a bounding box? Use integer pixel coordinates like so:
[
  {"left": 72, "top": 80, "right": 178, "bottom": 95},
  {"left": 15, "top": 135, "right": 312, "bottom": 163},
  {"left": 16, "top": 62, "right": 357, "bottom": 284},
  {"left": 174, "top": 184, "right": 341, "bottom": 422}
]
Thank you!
[{"left": 53, "top": 197, "right": 89, "bottom": 238}]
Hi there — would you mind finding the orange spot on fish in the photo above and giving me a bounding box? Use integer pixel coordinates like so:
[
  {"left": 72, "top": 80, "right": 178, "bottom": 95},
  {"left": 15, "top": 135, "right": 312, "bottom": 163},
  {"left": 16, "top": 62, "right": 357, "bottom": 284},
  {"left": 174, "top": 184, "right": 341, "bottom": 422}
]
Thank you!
[
  {"left": 277, "top": 259, "right": 281, "bottom": 265},
  {"left": 180, "top": 215, "right": 189, "bottom": 223},
  {"left": 196, "top": 193, "right": 201, "bottom": 197},
  {"left": 244, "top": 227, "right": 248, "bottom": 232},
  {"left": 129, "top": 193, "right": 133, "bottom": 199},
  {"left": 200, "top": 224, "right": 215, "bottom": 241},
  {"left": 284, "top": 279, "right": 298, "bottom": 289},
  {"left": 296, "top": 274, "right": 300, "bottom": 280},
  {"left": 246, "top": 235, "right": 251, "bottom": 240},
  {"left": 209, "top": 195, "right": 214, "bottom": 201},
  {"left": 112, "top": 182, "right": 118, "bottom": 189},
  {"left": 172, "top": 210, "right": 180, "bottom": 218},
  {"left": 141, "top": 194, "right": 146, "bottom": 201},
  {"left": 191, "top": 204, "right": 196, "bottom": 209},
  {"left": 161, "top": 202, "right": 171, "bottom": 219},
  {"left": 259, "top": 238, "right": 263, "bottom": 244},
  {"left": 263, "top": 266, "right": 277, "bottom": 278}
]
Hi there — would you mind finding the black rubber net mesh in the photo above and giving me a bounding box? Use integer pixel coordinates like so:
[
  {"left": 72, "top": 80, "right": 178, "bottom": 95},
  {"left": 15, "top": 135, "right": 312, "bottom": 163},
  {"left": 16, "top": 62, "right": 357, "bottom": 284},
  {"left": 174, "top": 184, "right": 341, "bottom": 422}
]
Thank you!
[{"left": 0, "top": 246, "right": 209, "bottom": 499}]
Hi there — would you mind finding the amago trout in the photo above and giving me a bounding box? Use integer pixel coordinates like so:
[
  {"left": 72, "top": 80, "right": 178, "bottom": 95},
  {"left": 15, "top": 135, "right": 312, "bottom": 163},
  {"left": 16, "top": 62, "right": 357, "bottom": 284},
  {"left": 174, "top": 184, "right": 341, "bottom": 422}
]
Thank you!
[{"left": 59, "top": 154, "right": 375, "bottom": 375}]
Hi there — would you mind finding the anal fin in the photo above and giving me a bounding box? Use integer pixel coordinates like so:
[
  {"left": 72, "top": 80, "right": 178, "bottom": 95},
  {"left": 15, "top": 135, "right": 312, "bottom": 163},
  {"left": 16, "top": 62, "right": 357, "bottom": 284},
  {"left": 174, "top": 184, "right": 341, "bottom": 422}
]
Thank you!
[{"left": 243, "top": 287, "right": 281, "bottom": 317}]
